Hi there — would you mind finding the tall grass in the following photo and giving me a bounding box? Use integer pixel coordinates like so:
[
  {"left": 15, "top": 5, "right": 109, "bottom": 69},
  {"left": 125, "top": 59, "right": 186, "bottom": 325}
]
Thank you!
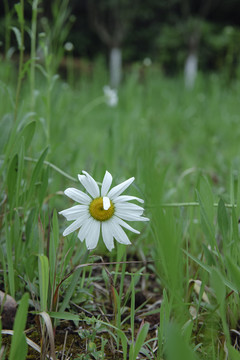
[{"left": 1, "top": 1, "right": 240, "bottom": 359}]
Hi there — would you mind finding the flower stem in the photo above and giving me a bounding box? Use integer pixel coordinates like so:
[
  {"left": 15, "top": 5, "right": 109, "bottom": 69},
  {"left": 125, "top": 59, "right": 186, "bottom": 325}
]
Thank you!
[
  {"left": 80, "top": 96, "right": 106, "bottom": 118},
  {"left": 30, "top": 0, "right": 39, "bottom": 111},
  {"left": 160, "top": 202, "right": 236, "bottom": 208},
  {"left": 14, "top": 0, "right": 25, "bottom": 123}
]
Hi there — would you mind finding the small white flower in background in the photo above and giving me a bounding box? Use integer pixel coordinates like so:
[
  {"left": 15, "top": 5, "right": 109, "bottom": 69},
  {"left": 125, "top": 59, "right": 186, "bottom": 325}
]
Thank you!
[
  {"left": 64, "top": 42, "right": 74, "bottom": 52},
  {"left": 143, "top": 57, "right": 152, "bottom": 67},
  {"left": 103, "top": 85, "right": 118, "bottom": 107},
  {"left": 59, "top": 171, "right": 149, "bottom": 251}
]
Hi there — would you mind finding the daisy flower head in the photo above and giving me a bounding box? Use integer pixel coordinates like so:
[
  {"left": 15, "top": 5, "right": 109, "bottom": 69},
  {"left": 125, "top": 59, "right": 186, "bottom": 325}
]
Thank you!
[
  {"left": 103, "top": 85, "right": 118, "bottom": 107},
  {"left": 59, "top": 171, "right": 149, "bottom": 251}
]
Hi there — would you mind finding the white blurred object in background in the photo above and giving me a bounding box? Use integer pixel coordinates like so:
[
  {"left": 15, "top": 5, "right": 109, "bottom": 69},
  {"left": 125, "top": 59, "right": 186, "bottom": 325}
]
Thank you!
[
  {"left": 103, "top": 85, "right": 118, "bottom": 107},
  {"left": 109, "top": 47, "right": 122, "bottom": 89},
  {"left": 184, "top": 53, "right": 198, "bottom": 89},
  {"left": 143, "top": 57, "right": 152, "bottom": 67}
]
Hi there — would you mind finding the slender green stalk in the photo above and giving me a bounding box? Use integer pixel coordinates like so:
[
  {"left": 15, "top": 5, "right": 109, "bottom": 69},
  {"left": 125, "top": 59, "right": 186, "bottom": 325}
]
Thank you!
[
  {"left": 14, "top": 0, "right": 25, "bottom": 123},
  {"left": 30, "top": 0, "right": 39, "bottom": 111},
  {"left": 46, "top": 73, "right": 51, "bottom": 146},
  {"left": 156, "top": 202, "right": 237, "bottom": 208},
  {"left": 24, "top": 156, "right": 78, "bottom": 182},
  {"left": 42, "top": 44, "right": 54, "bottom": 147},
  {"left": 3, "top": 0, "right": 11, "bottom": 56},
  {"left": 9, "top": 293, "right": 29, "bottom": 360},
  {"left": 130, "top": 276, "right": 135, "bottom": 352},
  {"left": 79, "top": 96, "right": 107, "bottom": 118}
]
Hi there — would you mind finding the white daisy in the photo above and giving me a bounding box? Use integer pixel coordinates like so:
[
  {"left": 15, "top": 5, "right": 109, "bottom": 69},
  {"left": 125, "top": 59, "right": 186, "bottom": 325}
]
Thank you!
[
  {"left": 103, "top": 85, "right": 118, "bottom": 107},
  {"left": 59, "top": 170, "right": 149, "bottom": 251}
]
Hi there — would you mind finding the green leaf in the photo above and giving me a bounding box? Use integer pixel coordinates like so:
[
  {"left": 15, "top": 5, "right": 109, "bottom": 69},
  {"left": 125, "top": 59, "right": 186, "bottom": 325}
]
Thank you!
[
  {"left": 183, "top": 249, "right": 211, "bottom": 274},
  {"left": 49, "top": 311, "right": 80, "bottom": 322},
  {"left": 11, "top": 26, "right": 22, "bottom": 50},
  {"left": 15, "top": 140, "right": 24, "bottom": 207},
  {"left": 231, "top": 208, "right": 239, "bottom": 248},
  {"left": 130, "top": 276, "right": 135, "bottom": 346},
  {"left": 12, "top": 211, "right": 21, "bottom": 264},
  {"left": 228, "top": 346, "right": 240, "bottom": 360},
  {"left": 7, "top": 154, "right": 18, "bottom": 211},
  {"left": 20, "top": 58, "right": 37, "bottom": 80},
  {"left": 52, "top": 209, "right": 59, "bottom": 250},
  {"left": 210, "top": 268, "right": 230, "bottom": 344},
  {"left": 9, "top": 293, "right": 29, "bottom": 360},
  {"left": 182, "top": 319, "right": 194, "bottom": 344},
  {"left": 61, "top": 236, "right": 75, "bottom": 275},
  {"left": 14, "top": 3, "right": 24, "bottom": 24},
  {"left": 25, "top": 208, "right": 37, "bottom": 244},
  {"left": 158, "top": 288, "right": 170, "bottom": 357},
  {"left": 196, "top": 189, "right": 216, "bottom": 248},
  {"left": 225, "top": 256, "right": 240, "bottom": 292},
  {"left": 217, "top": 198, "right": 229, "bottom": 243},
  {"left": 183, "top": 249, "right": 238, "bottom": 294},
  {"left": 35, "top": 63, "right": 48, "bottom": 78},
  {"left": 165, "top": 322, "right": 198, "bottom": 360},
  {"left": 199, "top": 176, "right": 214, "bottom": 224},
  {"left": 117, "top": 330, "right": 128, "bottom": 360},
  {"left": 19, "top": 120, "right": 36, "bottom": 151},
  {"left": 211, "top": 268, "right": 226, "bottom": 305},
  {"left": 0, "top": 113, "right": 14, "bottom": 153},
  {"left": 230, "top": 169, "right": 235, "bottom": 205},
  {"left": 38, "top": 165, "right": 49, "bottom": 205},
  {"left": 49, "top": 210, "right": 58, "bottom": 289},
  {"left": 202, "top": 243, "right": 216, "bottom": 267},
  {"left": 236, "top": 172, "right": 240, "bottom": 218},
  {"left": 38, "top": 255, "right": 49, "bottom": 311},
  {"left": 59, "top": 250, "right": 89, "bottom": 312},
  {"left": 59, "top": 267, "right": 82, "bottom": 313},
  {"left": 27, "top": 147, "right": 48, "bottom": 203},
  {"left": 160, "top": 288, "right": 170, "bottom": 334},
  {"left": 5, "top": 221, "right": 15, "bottom": 298},
  {"left": 196, "top": 176, "right": 215, "bottom": 248},
  {"left": 133, "top": 322, "right": 150, "bottom": 359}
]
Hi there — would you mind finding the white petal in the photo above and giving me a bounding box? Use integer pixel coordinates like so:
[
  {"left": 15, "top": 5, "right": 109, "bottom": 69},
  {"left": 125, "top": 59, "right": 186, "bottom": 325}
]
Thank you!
[
  {"left": 111, "top": 220, "right": 131, "bottom": 245},
  {"left": 108, "top": 177, "right": 135, "bottom": 199},
  {"left": 114, "top": 211, "right": 149, "bottom": 222},
  {"left": 64, "top": 188, "right": 91, "bottom": 204},
  {"left": 114, "top": 217, "right": 140, "bottom": 234},
  {"left": 59, "top": 205, "right": 89, "bottom": 221},
  {"left": 77, "top": 217, "right": 94, "bottom": 242},
  {"left": 102, "top": 222, "right": 114, "bottom": 251},
  {"left": 101, "top": 171, "right": 113, "bottom": 196},
  {"left": 114, "top": 195, "right": 144, "bottom": 203},
  {"left": 115, "top": 208, "right": 144, "bottom": 217},
  {"left": 63, "top": 215, "right": 89, "bottom": 236},
  {"left": 77, "top": 229, "right": 85, "bottom": 242},
  {"left": 78, "top": 171, "right": 100, "bottom": 198},
  {"left": 85, "top": 220, "right": 100, "bottom": 250},
  {"left": 114, "top": 202, "right": 144, "bottom": 212},
  {"left": 103, "top": 196, "right": 111, "bottom": 210}
]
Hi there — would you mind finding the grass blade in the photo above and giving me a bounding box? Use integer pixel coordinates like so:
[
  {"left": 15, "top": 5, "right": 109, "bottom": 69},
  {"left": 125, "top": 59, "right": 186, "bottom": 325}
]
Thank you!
[
  {"left": 27, "top": 147, "right": 49, "bottom": 203},
  {"left": 9, "top": 293, "right": 29, "bottom": 360},
  {"left": 38, "top": 254, "right": 49, "bottom": 311},
  {"left": 7, "top": 154, "right": 18, "bottom": 212},
  {"left": 133, "top": 321, "right": 150, "bottom": 359},
  {"left": 5, "top": 220, "right": 15, "bottom": 297},
  {"left": 39, "top": 311, "right": 57, "bottom": 360}
]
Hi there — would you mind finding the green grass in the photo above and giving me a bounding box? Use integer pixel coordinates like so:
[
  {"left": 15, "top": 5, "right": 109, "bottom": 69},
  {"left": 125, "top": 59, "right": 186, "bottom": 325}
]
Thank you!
[{"left": 1, "top": 3, "right": 240, "bottom": 359}]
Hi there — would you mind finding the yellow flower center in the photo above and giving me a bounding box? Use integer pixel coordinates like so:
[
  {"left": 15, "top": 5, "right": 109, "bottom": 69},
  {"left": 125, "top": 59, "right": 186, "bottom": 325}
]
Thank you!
[{"left": 89, "top": 197, "right": 114, "bottom": 221}]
